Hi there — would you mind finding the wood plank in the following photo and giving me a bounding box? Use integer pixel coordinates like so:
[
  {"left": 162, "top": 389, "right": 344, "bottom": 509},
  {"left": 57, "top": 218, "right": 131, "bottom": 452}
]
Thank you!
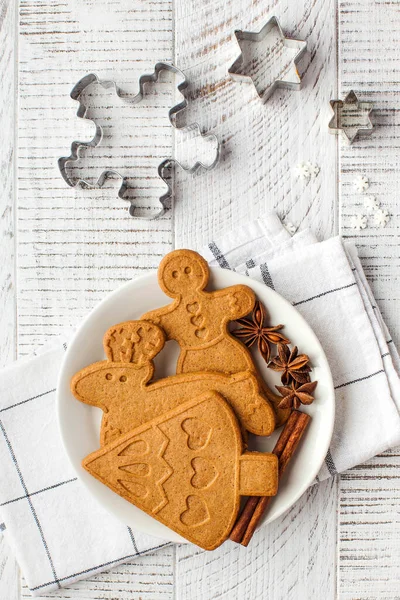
[
  {"left": 173, "top": 0, "right": 338, "bottom": 248},
  {"left": 17, "top": 0, "right": 174, "bottom": 356},
  {"left": 176, "top": 478, "right": 338, "bottom": 600},
  {"left": 0, "top": 0, "right": 16, "bottom": 365},
  {"left": 338, "top": 0, "right": 400, "bottom": 346},
  {"left": 173, "top": 0, "right": 339, "bottom": 597},
  {"left": 339, "top": 450, "right": 400, "bottom": 599},
  {"left": 20, "top": 546, "right": 174, "bottom": 599},
  {"left": 0, "top": 0, "right": 19, "bottom": 598},
  {"left": 14, "top": 0, "right": 175, "bottom": 598},
  {"left": 338, "top": 1, "right": 400, "bottom": 597}
]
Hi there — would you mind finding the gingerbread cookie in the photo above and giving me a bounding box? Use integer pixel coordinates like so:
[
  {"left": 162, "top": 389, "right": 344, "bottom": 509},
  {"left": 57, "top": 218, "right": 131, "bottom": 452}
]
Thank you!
[
  {"left": 141, "top": 249, "right": 282, "bottom": 420},
  {"left": 71, "top": 320, "right": 276, "bottom": 444},
  {"left": 141, "top": 250, "right": 257, "bottom": 374},
  {"left": 83, "top": 391, "right": 278, "bottom": 550}
]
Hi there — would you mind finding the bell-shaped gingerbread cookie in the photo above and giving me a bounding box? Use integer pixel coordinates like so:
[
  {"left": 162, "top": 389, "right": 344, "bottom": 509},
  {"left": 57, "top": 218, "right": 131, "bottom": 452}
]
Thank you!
[{"left": 83, "top": 391, "right": 278, "bottom": 550}]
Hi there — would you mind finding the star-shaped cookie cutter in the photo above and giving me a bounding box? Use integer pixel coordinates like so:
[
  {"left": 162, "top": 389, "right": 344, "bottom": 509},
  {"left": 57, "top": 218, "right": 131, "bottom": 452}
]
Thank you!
[
  {"left": 228, "top": 16, "right": 307, "bottom": 102},
  {"left": 58, "top": 63, "right": 220, "bottom": 219},
  {"left": 328, "top": 90, "right": 374, "bottom": 144}
]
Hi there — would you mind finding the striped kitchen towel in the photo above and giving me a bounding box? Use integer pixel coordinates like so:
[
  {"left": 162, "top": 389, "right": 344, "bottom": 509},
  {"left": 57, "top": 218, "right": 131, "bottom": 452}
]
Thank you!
[
  {"left": 1, "top": 212, "right": 400, "bottom": 595},
  {"left": 0, "top": 344, "right": 169, "bottom": 596},
  {"left": 202, "top": 213, "right": 400, "bottom": 479}
]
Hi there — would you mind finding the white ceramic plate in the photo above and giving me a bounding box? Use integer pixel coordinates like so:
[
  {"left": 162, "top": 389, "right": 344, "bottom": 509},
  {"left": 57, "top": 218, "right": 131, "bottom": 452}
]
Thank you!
[{"left": 57, "top": 268, "right": 334, "bottom": 544}]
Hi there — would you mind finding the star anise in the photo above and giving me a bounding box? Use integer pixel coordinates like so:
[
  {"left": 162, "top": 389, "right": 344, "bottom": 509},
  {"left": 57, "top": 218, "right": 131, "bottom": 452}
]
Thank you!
[
  {"left": 268, "top": 343, "right": 311, "bottom": 385},
  {"left": 232, "top": 300, "right": 290, "bottom": 363},
  {"left": 276, "top": 380, "right": 318, "bottom": 410}
]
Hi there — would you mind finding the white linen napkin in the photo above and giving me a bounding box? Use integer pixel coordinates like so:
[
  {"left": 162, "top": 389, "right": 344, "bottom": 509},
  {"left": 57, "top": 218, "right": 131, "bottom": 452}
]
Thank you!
[
  {"left": 202, "top": 214, "right": 400, "bottom": 478},
  {"left": 1, "top": 213, "right": 399, "bottom": 595}
]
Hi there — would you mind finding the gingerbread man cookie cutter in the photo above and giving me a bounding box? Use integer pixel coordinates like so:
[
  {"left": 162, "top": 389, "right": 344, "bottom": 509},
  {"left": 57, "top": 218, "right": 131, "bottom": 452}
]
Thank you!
[{"left": 58, "top": 64, "right": 220, "bottom": 219}]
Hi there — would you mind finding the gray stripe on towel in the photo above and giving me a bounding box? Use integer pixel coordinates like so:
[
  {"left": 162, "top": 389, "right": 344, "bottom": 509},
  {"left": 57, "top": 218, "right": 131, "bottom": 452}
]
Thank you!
[
  {"left": 260, "top": 263, "right": 275, "bottom": 290},
  {"left": 208, "top": 242, "right": 231, "bottom": 270}
]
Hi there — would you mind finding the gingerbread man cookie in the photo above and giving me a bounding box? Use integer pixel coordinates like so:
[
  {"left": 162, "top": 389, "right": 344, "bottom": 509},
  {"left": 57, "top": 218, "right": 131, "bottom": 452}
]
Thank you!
[
  {"left": 83, "top": 391, "right": 279, "bottom": 550},
  {"left": 71, "top": 320, "right": 276, "bottom": 444},
  {"left": 141, "top": 249, "right": 259, "bottom": 374},
  {"left": 141, "top": 249, "right": 283, "bottom": 420}
]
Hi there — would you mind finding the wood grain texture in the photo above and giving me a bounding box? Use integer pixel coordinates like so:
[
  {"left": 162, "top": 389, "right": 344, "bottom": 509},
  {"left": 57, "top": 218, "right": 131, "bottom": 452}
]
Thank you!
[
  {"left": 20, "top": 546, "right": 174, "bottom": 599},
  {"left": 14, "top": 0, "right": 176, "bottom": 598},
  {"left": 339, "top": 449, "right": 400, "bottom": 600},
  {"left": 17, "top": 0, "right": 173, "bottom": 356},
  {"left": 0, "top": 0, "right": 19, "bottom": 599},
  {"left": 0, "top": 0, "right": 16, "bottom": 365},
  {"left": 173, "top": 0, "right": 338, "bottom": 248},
  {"left": 173, "top": 1, "right": 339, "bottom": 598},
  {"left": 176, "top": 478, "right": 338, "bottom": 600},
  {"left": 0, "top": 537, "right": 20, "bottom": 600},
  {"left": 338, "top": 0, "right": 400, "bottom": 347},
  {"left": 2, "top": 0, "right": 400, "bottom": 598},
  {"left": 338, "top": 1, "right": 400, "bottom": 597}
]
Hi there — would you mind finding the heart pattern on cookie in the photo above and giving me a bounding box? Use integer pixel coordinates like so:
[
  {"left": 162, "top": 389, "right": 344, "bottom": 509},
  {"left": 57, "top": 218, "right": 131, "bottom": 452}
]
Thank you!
[
  {"left": 181, "top": 417, "right": 212, "bottom": 450},
  {"left": 186, "top": 302, "right": 200, "bottom": 314},
  {"left": 191, "top": 457, "right": 218, "bottom": 489},
  {"left": 195, "top": 328, "right": 207, "bottom": 339},
  {"left": 190, "top": 315, "right": 204, "bottom": 327},
  {"left": 180, "top": 495, "right": 210, "bottom": 527}
]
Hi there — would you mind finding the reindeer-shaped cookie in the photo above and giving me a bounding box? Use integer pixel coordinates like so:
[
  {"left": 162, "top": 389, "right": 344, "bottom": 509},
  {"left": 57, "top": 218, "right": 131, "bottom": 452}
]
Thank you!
[
  {"left": 71, "top": 320, "right": 275, "bottom": 445},
  {"left": 141, "top": 249, "right": 284, "bottom": 419}
]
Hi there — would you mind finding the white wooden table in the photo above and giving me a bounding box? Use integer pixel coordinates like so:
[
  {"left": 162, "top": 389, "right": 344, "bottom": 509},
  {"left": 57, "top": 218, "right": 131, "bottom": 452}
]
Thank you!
[{"left": 1, "top": 0, "right": 399, "bottom": 598}]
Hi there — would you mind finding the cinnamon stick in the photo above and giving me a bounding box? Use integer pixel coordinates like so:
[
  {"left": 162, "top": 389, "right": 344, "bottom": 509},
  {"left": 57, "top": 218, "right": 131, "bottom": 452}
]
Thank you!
[
  {"left": 278, "top": 412, "right": 311, "bottom": 476},
  {"left": 240, "top": 411, "right": 311, "bottom": 547},
  {"left": 230, "top": 411, "right": 301, "bottom": 543},
  {"left": 229, "top": 497, "right": 259, "bottom": 543},
  {"left": 229, "top": 410, "right": 311, "bottom": 546}
]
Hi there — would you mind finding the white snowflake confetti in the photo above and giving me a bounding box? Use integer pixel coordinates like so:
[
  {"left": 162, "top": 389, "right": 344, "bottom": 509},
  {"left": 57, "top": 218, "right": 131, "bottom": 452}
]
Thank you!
[
  {"left": 363, "top": 196, "right": 380, "bottom": 211},
  {"left": 294, "top": 161, "right": 320, "bottom": 180},
  {"left": 350, "top": 214, "right": 368, "bottom": 230},
  {"left": 353, "top": 175, "right": 369, "bottom": 193},
  {"left": 373, "top": 208, "right": 390, "bottom": 228},
  {"left": 284, "top": 221, "right": 297, "bottom": 234},
  {"left": 294, "top": 162, "right": 311, "bottom": 180},
  {"left": 305, "top": 161, "right": 320, "bottom": 178}
]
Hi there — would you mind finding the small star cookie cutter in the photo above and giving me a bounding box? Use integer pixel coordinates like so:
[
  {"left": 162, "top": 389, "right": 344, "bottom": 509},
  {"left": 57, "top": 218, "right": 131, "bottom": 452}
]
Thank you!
[
  {"left": 228, "top": 16, "right": 307, "bottom": 103},
  {"left": 328, "top": 90, "right": 374, "bottom": 144},
  {"left": 58, "top": 63, "right": 220, "bottom": 219}
]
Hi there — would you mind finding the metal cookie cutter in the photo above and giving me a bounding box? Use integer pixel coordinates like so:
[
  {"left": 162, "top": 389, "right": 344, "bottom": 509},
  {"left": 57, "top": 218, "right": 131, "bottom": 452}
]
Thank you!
[
  {"left": 228, "top": 16, "right": 307, "bottom": 103},
  {"left": 58, "top": 63, "right": 220, "bottom": 219},
  {"left": 328, "top": 90, "right": 374, "bottom": 144}
]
